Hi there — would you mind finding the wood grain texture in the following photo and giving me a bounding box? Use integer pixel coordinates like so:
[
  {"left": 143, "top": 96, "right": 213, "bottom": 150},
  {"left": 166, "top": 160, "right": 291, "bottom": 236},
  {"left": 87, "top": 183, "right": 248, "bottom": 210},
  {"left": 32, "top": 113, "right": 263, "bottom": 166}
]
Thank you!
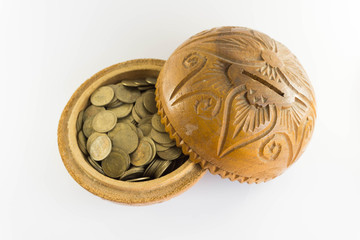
[
  {"left": 156, "top": 27, "right": 316, "bottom": 183},
  {"left": 58, "top": 59, "right": 205, "bottom": 205}
]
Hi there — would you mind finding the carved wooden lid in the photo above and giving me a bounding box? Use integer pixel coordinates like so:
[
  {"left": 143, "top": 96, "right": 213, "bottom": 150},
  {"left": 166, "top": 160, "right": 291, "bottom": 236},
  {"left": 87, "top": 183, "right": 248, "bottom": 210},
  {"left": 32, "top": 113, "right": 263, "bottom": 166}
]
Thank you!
[{"left": 156, "top": 27, "right": 316, "bottom": 183}]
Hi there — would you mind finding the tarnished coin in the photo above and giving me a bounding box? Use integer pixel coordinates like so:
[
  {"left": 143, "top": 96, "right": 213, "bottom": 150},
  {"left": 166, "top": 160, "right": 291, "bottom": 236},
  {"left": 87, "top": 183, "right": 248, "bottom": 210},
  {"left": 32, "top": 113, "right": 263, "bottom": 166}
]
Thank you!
[
  {"left": 154, "top": 160, "right": 172, "bottom": 178},
  {"left": 150, "top": 128, "right": 173, "bottom": 144},
  {"left": 83, "top": 105, "right": 105, "bottom": 120},
  {"left": 127, "top": 177, "right": 151, "bottom": 182},
  {"left": 76, "top": 110, "right": 84, "bottom": 132},
  {"left": 107, "top": 123, "right": 132, "bottom": 140},
  {"left": 134, "top": 96, "right": 151, "bottom": 118},
  {"left": 131, "top": 106, "right": 141, "bottom": 123},
  {"left": 144, "top": 160, "right": 158, "bottom": 177},
  {"left": 108, "top": 103, "right": 132, "bottom": 118},
  {"left": 119, "top": 167, "right": 145, "bottom": 180},
  {"left": 92, "top": 110, "right": 117, "bottom": 133},
  {"left": 143, "top": 92, "right": 157, "bottom": 114},
  {"left": 90, "top": 86, "right": 114, "bottom": 106},
  {"left": 145, "top": 77, "right": 157, "bottom": 85},
  {"left": 122, "top": 79, "right": 150, "bottom": 87},
  {"left": 77, "top": 130, "right": 87, "bottom": 154},
  {"left": 138, "top": 123, "right": 152, "bottom": 136},
  {"left": 138, "top": 115, "right": 152, "bottom": 125},
  {"left": 160, "top": 141, "right": 176, "bottom": 147},
  {"left": 117, "top": 114, "right": 134, "bottom": 124},
  {"left": 138, "top": 86, "right": 154, "bottom": 91},
  {"left": 87, "top": 156, "right": 104, "bottom": 174},
  {"left": 83, "top": 117, "right": 95, "bottom": 138},
  {"left": 112, "top": 128, "right": 139, "bottom": 154},
  {"left": 87, "top": 133, "right": 112, "bottom": 161},
  {"left": 151, "top": 114, "right": 166, "bottom": 132},
  {"left": 155, "top": 142, "right": 170, "bottom": 152},
  {"left": 157, "top": 147, "right": 182, "bottom": 160},
  {"left": 130, "top": 139, "right": 154, "bottom": 166},
  {"left": 86, "top": 132, "right": 102, "bottom": 152},
  {"left": 102, "top": 149, "right": 130, "bottom": 178},
  {"left": 115, "top": 84, "right": 140, "bottom": 103}
]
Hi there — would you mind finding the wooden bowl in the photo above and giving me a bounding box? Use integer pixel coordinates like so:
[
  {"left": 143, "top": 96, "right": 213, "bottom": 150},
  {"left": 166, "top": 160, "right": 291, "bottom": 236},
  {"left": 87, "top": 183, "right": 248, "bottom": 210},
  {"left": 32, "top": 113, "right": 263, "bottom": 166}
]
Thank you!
[{"left": 57, "top": 59, "right": 206, "bottom": 205}]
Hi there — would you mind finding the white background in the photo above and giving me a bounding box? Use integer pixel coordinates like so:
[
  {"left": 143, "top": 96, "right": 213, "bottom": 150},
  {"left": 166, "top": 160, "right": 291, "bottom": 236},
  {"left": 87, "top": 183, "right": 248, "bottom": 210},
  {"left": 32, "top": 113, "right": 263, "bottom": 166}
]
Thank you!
[{"left": 1, "top": 0, "right": 359, "bottom": 239}]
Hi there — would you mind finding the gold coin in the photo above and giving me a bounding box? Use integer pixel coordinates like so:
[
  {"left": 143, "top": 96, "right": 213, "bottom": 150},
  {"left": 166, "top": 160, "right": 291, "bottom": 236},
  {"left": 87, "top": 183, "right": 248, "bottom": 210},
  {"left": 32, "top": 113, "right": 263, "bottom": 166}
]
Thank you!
[
  {"left": 107, "top": 123, "right": 132, "bottom": 140},
  {"left": 87, "top": 133, "right": 112, "bottom": 161},
  {"left": 108, "top": 103, "right": 132, "bottom": 118},
  {"left": 160, "top": 141, "right": 176, "bottom": 147},
  {"left": 155, "top": 142, "right": 169, "bottom": 152},
  {"left": 143, "top": 92, "right": 157, "bottom": 114},
  {"left": 138, "top": 86, "right": 154, "bottom": 91},
  {"left": 127, "top": 177, "right": 151, "bottom": 182},
  {"left": 131, "top": 106, "right": 141, "bottom": 123},
  {"left": 77, "top": 130, "right": 87, "bottom": 154},
  {"left": 83, "top": 117, "right": 95, "bottom": 138},
  {"left": 136, "top": 128, "right": 144, "bottom": 138},
  {"left": 76, "top": 110, "right": 84, "bottom": 132},
  {"left": 144, "top": 160, "right": 158, "bottom": 177},
  {"left": 115, "top": 84, "right": 141, "bottom": 103},
  {"left": 83, "top": 105, "right": 105, "bottom": 120},
  {"left": 117, "top": 114, "right": 134, "bottom": 125},
  {"left": 157, "top": 147, "right": 182, "bottom": 160},
  {"left": 92, "top": 110, "right": 117, "bottom": 133},
  {"left": 150, "top": 128, "right": 173, "bottom": 144},
  {"left": 142, "top": 137, "right": 157, "bottom": 160},
  {"left": 112, "top": 128, "right": 139, "bottom": 154},
  {"left": 154, "top": 160, "right": 172, "bottom": 178},
  {"left": 119, "top": 167, "right": 145, "bottom": 180},
  {"left": 90, "top": 86, "right": 114, "bottom": 106},
  {"left": 145, "top": 77, "right": 157, "bottom": 85},
  {"left": 151, "top": 114, "right": 166, "bottom": 132},
  {"left": 138, "top": 123, "right": 152, "bottom": 136},
  {"left": 138, "top": 115, "right": 152, "bottom": 125},
  {"left": 107, "top": 99, "right": 123, "bottom": 109},
  {"left": 122, "top": 79, "right": 150, "bottom": 87},
  {"left": 87, "top": 156, "right": 104, "bottom": 174},
  {"left": 130, "top": 139, "right": 154, "bottom": 166},
  {"left": 102, "top": 149, "right": 130, "bottom": 178},
  {"left": 134, "top": 95, "right": 151, "bottom": 118}
]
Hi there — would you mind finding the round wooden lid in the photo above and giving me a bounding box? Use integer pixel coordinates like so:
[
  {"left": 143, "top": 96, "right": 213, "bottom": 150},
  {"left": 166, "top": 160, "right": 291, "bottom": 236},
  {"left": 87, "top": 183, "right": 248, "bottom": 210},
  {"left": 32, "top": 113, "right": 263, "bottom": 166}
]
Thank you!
[{"left": 156, "top": 26, "right": 316, "bottom": 183}]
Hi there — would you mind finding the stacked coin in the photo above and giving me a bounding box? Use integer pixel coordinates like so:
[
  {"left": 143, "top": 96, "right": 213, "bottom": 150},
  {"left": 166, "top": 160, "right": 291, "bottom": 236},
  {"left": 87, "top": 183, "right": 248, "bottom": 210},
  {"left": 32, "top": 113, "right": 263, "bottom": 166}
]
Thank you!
[{"left": 76, "top": 77, "right": 187, "bottom": 182}]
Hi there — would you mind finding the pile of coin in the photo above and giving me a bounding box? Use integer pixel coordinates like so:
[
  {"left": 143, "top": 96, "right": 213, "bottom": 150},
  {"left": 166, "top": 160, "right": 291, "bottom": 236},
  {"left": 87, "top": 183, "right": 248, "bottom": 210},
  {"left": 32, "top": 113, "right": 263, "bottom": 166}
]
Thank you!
[{"left": 76, "top": 77, "right": 187, "bottom": 182}]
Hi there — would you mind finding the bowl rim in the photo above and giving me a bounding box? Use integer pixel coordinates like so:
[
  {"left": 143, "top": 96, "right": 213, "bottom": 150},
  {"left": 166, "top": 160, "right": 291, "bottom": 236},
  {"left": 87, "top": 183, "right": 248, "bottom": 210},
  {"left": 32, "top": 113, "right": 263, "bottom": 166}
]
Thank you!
[{"left": 57, "top": 58, "right": 205, "bottom": 205}]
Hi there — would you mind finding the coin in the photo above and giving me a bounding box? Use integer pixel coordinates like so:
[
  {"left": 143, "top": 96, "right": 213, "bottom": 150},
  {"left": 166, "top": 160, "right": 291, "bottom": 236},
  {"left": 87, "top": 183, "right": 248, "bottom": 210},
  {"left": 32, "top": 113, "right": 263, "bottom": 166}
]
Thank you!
[
  {"left": 159, "top": 141, "right": 176, "bottom": 147},
  {"left": 92, "top": 110, "right": 117, "bottom": 133},
  {"left": 119, "top": 167, "right": 144, "bottom": 180},
  {"left": 83, "top": 117, "right": 95, "bottom": 138},
  {"left": 77, "top": 130, "right": 87, "bottom": 154},
  {"left": 134, "top": 96, "right": 151, "bottom": 118},
  {"left": 87, "top": 156, "right": 104, "bottom": 174},
  {"left": 157, "top": 147, "right": 182, "bottom": 160},
  {"left": 76, "top": 110, "right": 84, "bottom": 132},
  {"left": 107, "top": 99, "right": 123, "bottom": 109},
  {"left": 122, "top": 79, "right": 150, "bottom": 87},
  {"left": 127, "top": 177, "right": 151, "bottom": 182},
  {"left": 115, "top": 84, "right": 141, "bottom": 103},
  {"left": 87, "top": 133, "right": 112, "bottom": 161},
  {"left": 112, "top": 128, "right": 139, "bottom": 154},
  {"left": 151, "top": 114, "right": 166, "bottom": 132},
  {"left": 145, "top": 77, "right": 157, "bottom": 85},
  {"left": 137, "top": 86, "right": 154, "bottom": 91},
  {"left": 136, "top": 128, "right": 144, "bottom": 138},
  {"left": 83, "top": 105, "right": 105, "bottom": 120},
  {"left": 90, "top": 86, "right": 114, "bottom": 106},
  {"left": 131, "top": 106, "right": 141, "bottom": 123},
  {"left": 102, "top": 149, "right": 130, "bottom": 178},
  {"left": 150, "top": 128, "right": 173, "bottom": 144},
  {"left": 108, "top": 103, "right": 132, "bottom": 118},
  {"left": 130, "top": 139, "right": 154, "bottom": 166},
  {"left": 107, "top": 123, "right": 132, "bottom": 140},
  {"left": 117, "top": 114, "right": 134, "bottom": 124},
  {"left": 138, "top": 115, "right": 152, "bottom": 125},
  {"left": 142, "top": 137, "right": 157, "bottom": 160},
  {"left": 143, "top": 160, "right": 158, "bottom": 177},
  {"left": 154, "top": 160, "right": 172, "bottom": 178},
  {"left": 143, "top": 92, "right": 157, "bottom": 114},
  {"left": 155, "top": 142, "right": 170, "bottom": 152},
  {"left": 138, "top": 123, "right": 152, "bottom": 136}
]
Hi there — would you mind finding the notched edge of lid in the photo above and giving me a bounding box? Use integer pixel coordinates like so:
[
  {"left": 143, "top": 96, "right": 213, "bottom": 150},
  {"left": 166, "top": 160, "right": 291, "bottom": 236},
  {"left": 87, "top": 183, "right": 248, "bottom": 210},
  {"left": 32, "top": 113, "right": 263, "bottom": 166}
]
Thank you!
[{"left": 155, "top": 73, "right": 274, "bottom": 184}]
